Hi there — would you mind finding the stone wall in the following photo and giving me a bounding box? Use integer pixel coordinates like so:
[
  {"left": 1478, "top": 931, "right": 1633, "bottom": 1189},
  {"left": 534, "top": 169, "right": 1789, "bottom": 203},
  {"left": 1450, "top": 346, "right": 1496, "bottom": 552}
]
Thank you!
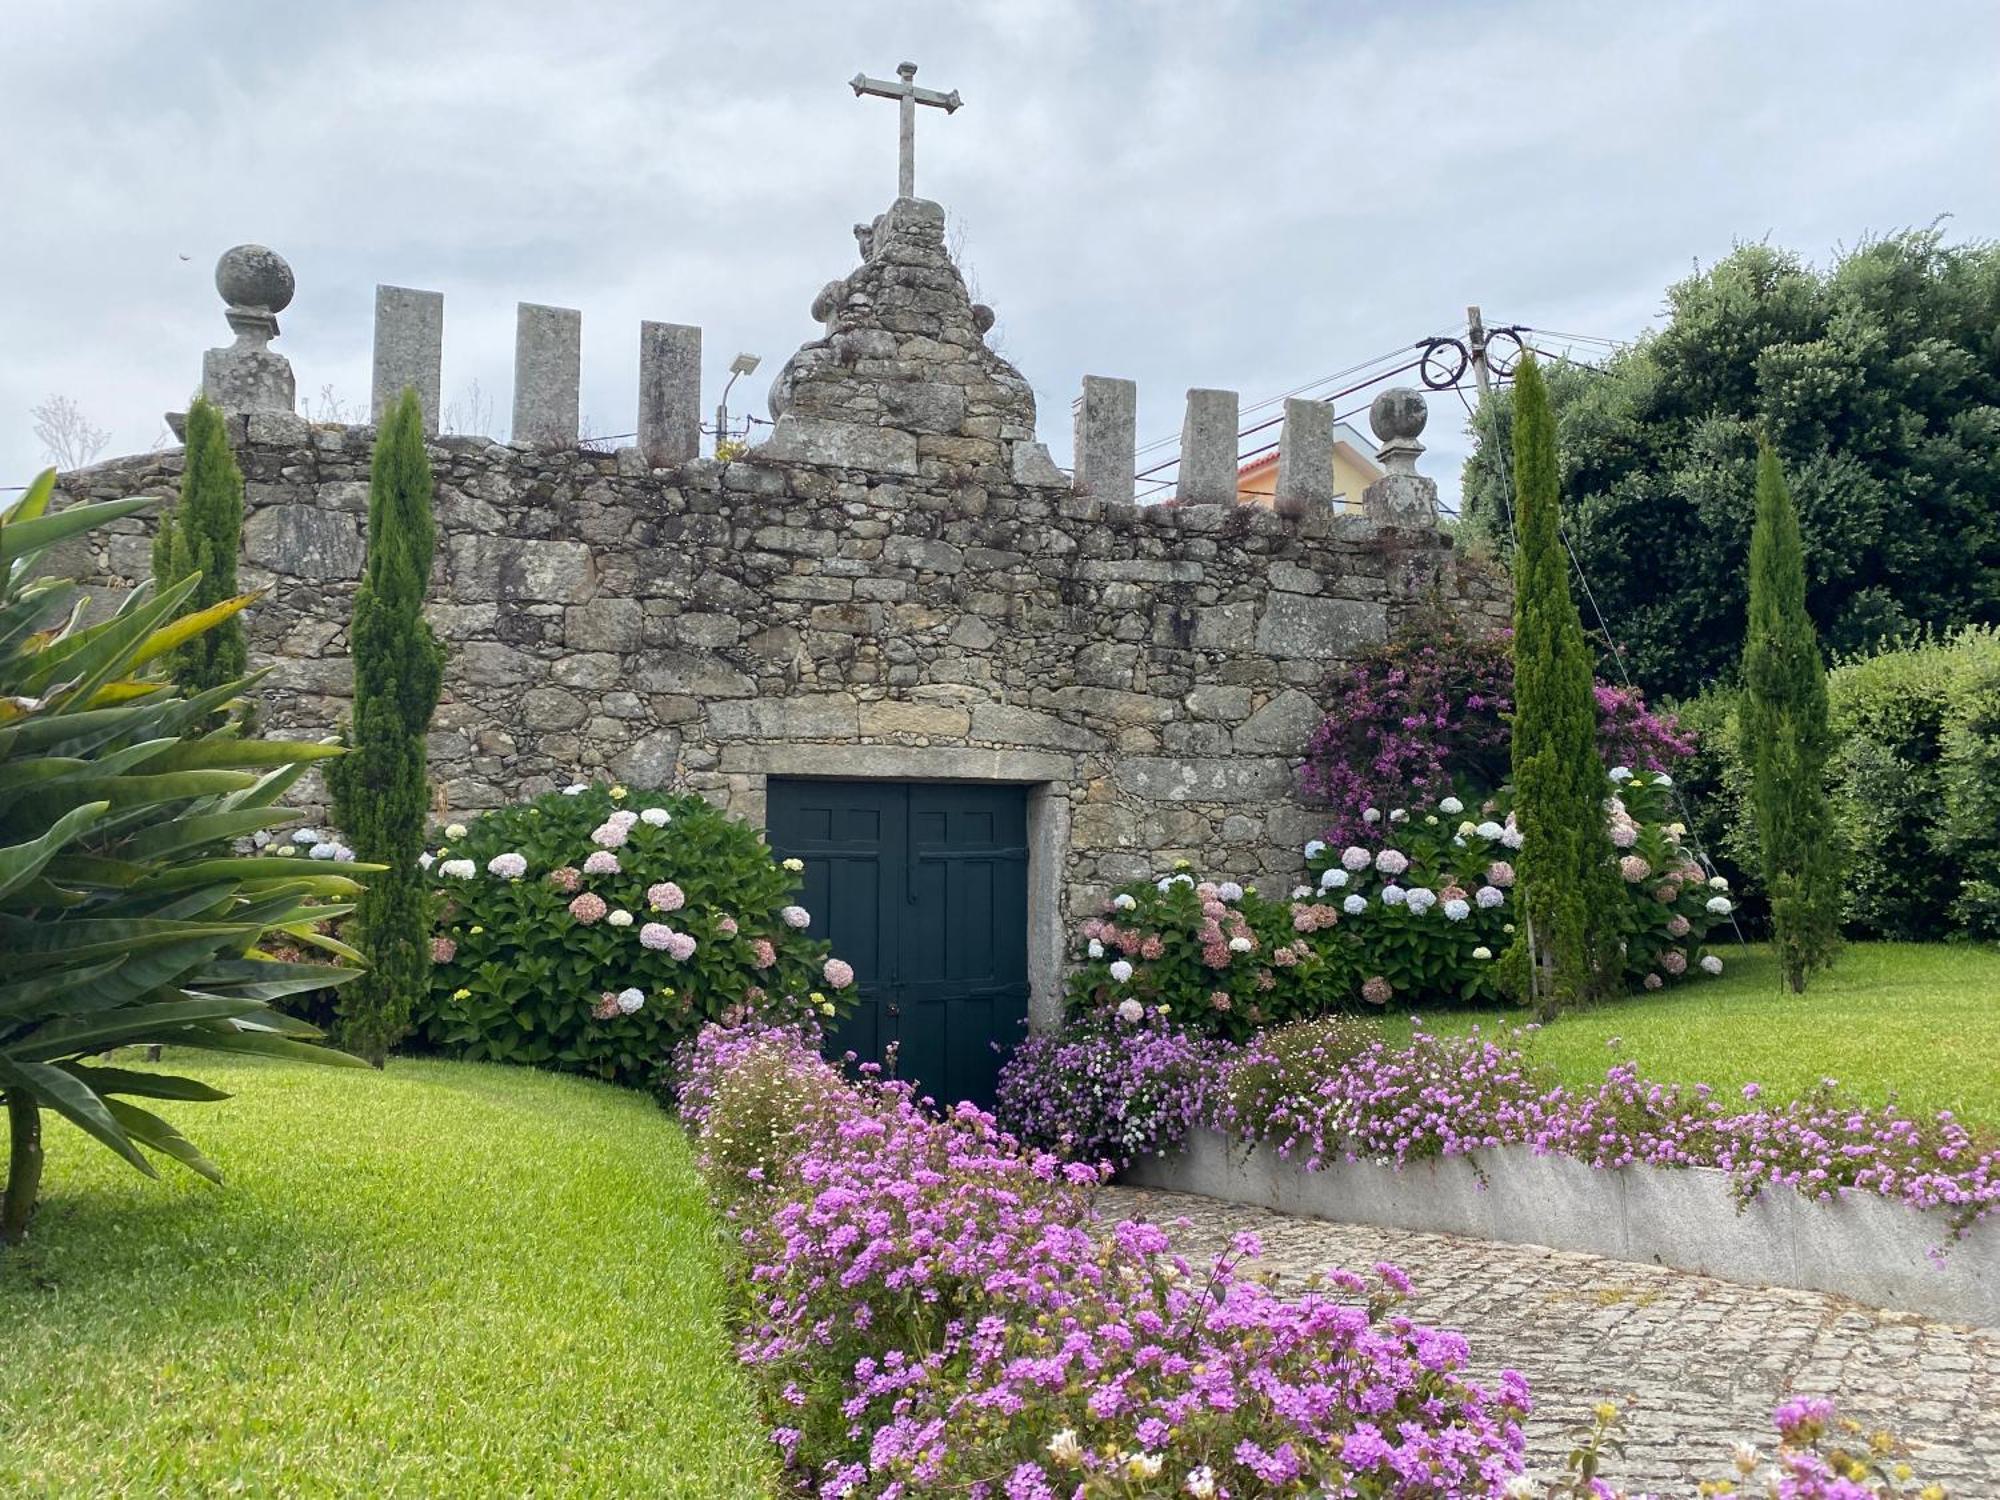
[
  {"left": 50, "top": 192, "right": 1509, "bottom": 1024},
  {"left": 58, "top": 421, "right": 1507, "bottom": 918}
]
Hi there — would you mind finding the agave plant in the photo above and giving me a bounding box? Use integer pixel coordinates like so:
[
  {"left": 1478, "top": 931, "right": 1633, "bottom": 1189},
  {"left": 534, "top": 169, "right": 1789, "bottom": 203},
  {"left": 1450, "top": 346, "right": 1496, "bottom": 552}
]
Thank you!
[{"left": 1, "top": 469, "right": 368, "bottom": 1248}]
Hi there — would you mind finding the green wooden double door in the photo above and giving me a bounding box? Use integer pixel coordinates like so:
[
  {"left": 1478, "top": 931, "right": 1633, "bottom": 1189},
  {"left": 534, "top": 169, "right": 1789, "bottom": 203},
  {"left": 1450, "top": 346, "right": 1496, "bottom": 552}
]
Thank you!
[{"left": 765, "top": 779, "right": 1029, "bottom": 1110}]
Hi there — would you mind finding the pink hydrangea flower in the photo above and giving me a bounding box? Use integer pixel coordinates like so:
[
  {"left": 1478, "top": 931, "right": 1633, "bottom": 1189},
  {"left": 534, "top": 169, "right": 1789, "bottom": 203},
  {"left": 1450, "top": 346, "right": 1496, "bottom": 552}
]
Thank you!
[
  {"left": 717, "top": 915, "right": 739, "bottom": 937},
  {"left": 1655, "top": 881, "right": 1683, "bottom": 904},
  {"left": 751, "top": 939, "right": 776, "bottom": 970},
  {"left": 822, "top": 958, "right": 855, "bottom": 989},
  {"left": 1486, "top": 861, "right": 1515, "bottom": 887},
  {"left": 1361, "top": 975, "right": 1393, "bottom": 1005},
  {"left": 486, "top": 851, "right": 527, "bottom": 879},
  {"left": 640, "top": 922, "right": 674, "bottom": 950},
  {"left": 569, "top": 892, "right": 607, "bottom": 924},
  {"left": 431, "top": 936, "right": 456, "bottom": 963},
  {"left": 591, "top": 991, "right": 620, "bottom": 1020},
  {"left": 548, "top": 866, "right": 582, "bottom": 893},
  {"left": 590, "top": 821, "right": 629, "bottom": 849},
  {"left": 781, "top": 905, "right": 810, "bottom": 929},
  {"left": 1661, "top": 949, "right": 1688, "bottom": 975},
  {"left": 648, "top": 881, "right": 686, "bottom": 912},
  {"left": 1666, "top": 914, "right": 1691, "bottom": 937},
  {"left": 664, "top": 931, "right": 697, "bottom": 961},
  {"left": 583, "top": 850, "right": 620, "bottom": 876},
  {"left": 1619, "top": 855, "right": 1652, "bottom": 883}
]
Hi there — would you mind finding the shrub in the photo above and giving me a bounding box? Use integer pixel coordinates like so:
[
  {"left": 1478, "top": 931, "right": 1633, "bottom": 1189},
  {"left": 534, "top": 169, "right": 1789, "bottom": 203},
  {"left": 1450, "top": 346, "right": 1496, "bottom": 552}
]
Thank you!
[
  {"left": 1671, "top": 626, "right": 2000, "bottom": 940},
  {"left": 1, "top": 471, "right": 363, "bottom": 1246},
  {"left": 413, "top": 784, "right": 852, "bottom": 1088},
  {"left": 995, "top": 1005, "right": 1217, "bottom": 1168},
  {"left": 1302, "top": 777, "right": 1731, "bottom": 1010},
  {"left": 150, "top": 394, "right": 248, "bottom": 713},
  {"left": 1062, "top": 866, "right": 1350, "bottom": 1040},
  {"left": 326, "top": 389, "right": 445, "bottom": 1064},
  {"left": 1301, "top": 616, "right": 1692, "bottom": 849}
]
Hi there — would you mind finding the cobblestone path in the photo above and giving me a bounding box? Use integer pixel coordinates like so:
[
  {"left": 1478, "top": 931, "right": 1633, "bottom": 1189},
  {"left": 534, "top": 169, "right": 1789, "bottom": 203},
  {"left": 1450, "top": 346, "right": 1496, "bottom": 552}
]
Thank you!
[{"left": 1098, "top": 1185, "right": 2000, "bottom": 1497}]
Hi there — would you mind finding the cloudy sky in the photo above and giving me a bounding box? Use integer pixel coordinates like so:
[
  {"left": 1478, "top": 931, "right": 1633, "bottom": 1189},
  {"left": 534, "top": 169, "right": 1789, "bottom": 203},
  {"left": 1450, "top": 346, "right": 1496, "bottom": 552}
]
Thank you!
[{"left": 5, "top": 0, "right": 1997, "bottom": 509}]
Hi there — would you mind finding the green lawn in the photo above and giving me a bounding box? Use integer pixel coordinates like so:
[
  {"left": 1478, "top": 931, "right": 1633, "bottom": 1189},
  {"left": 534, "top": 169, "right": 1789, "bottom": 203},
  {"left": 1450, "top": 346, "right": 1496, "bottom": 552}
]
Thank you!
[
  {"left": 0, "top": 1057, "right": 772, "bottom": 1498},
  {"left": 1387, "top": 942, "right": 2000, "bottom": 1125}
]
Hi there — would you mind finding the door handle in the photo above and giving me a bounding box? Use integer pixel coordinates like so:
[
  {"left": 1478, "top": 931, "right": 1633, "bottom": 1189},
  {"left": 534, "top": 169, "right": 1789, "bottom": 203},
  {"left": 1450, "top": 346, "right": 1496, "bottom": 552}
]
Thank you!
[{"left": 886, "top": 1003, "right": 901, "bottom": 1018}]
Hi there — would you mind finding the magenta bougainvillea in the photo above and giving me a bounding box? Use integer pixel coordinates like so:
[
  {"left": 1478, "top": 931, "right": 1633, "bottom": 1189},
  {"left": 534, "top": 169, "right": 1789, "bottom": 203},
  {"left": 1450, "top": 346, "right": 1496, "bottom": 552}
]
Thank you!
[{"left": 1301, "top": 623, "right": 1694, "bottom": 846}]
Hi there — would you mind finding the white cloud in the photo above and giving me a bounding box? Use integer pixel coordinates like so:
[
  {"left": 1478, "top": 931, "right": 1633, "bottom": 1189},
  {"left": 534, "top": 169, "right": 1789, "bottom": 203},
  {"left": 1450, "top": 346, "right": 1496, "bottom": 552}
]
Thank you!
[{"left": 3, "top": 0, "right": 1996, "bottom": 515}]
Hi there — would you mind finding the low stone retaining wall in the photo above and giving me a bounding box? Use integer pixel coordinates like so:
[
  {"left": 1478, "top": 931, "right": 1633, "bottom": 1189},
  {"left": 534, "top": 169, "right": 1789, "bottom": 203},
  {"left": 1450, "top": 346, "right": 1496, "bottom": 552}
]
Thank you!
[{"left": 1126, "top": 1128, "right": 1999, "bottom": 1328}]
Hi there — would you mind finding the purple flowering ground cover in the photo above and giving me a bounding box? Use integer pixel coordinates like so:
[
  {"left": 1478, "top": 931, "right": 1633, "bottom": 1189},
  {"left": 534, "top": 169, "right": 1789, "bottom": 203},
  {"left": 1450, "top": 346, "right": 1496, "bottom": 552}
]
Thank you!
[{"left": 682, "top": 1022, "right": 1956, "bottom": 1498}]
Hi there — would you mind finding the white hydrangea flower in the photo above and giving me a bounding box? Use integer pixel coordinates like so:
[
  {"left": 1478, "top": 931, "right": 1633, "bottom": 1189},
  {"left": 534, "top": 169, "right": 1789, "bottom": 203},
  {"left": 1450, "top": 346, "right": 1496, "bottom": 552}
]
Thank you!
[
  {"left": 1476, "top": 820, "right": 1505, "bottom": 840},
  {"left": 439, "top": 858, "right": 476, "bottom": 880},
  {"left": 607, "top": 909, "right": 633, "bottom": 928},
  {"left": 616, "top": 987, "right": 645, "bottom": 1015},
  {"left": 444, "top": 823, "right": 468, "bottom": 840},
  {"left": 1116, "top": 998, "right": 1143, "bottom": 1024},
  {"left": 1291, "top": 885, "right": 1311, "bottom": 900},
  {"left": 1380, "top": 884, "right": 1407, "bottom": 907},
  {"left": 486, "top": 852, "right": 527, "bottom": 879},
  {"left": 1373, "top": 848, "right": 1409, "bottom": 875},
  {"left": 1707, "top": 896, "right": 1733, "bottom": 915},
  {"left": 1472, "top": 946, "right": 1494, "bottom": 960},
  {"left": 1654, "top": 771, "right": 1675, "bottom": 787},
  {"left": 1227, "top": 935, "right": 1252, "bottom": 953},
  {"left": 1343, "top": 893, "right": 1367, "bottom": 915},
  {"left": 1501, "top": 826, "right": 1525, "bottom": 850},
  {"left": 1087, "top": 939, "right": 1105, "bottom": 959},
  {"left": 1440, "top": 796, "right": 1464, "bottom": 815},
  {"left": 1113, "top": 893, "right": 1136, "bottom": 910},
  {"left": 1320, "top": 867, "right": 1348, "bottom": 890},
  {"left": 640, "top": 807, "right": 670, "bottom": 827},
  {"left": 1609, "top": 765, "right": 1634, "bottom": 782},
  {"left": 562, "top": 784, "right": 587, "bottom": 795},
  {"left": 1216, "top": 881, "right": 1244, "bottom": 903},
  {"left": 1443, "top": 898, "right": 1471, "bottom": 922},
  {"left": 1476, "top": 884, "right": 1505, "bottom": 909},
  {"left": 418, "top": 852, "right": 435, "bottom": 870},
  {"left": 308, "top": 842, "right": 338, "bottom": 861},
  {"left": 1701, "top": 954, "right": 1724, "bottom": 975},
  {"left": 1388, "top": 808, "right": 1408, "bottom": 823},
  {"left": 1362, "top": 807, "right": 1382, "bottom": 824},
  {"left": 251, "top": 829, "right": 272, "bottom": 849},
  {"left": 1108, "top": 960, "right": 1134, "bottom": 983},
  {"left": 292, "top": 829, "right": 321, "bottom": 845},
  {"left": 1405, "top": 887, "right": 1438, "bottom": 915},
  {"left": 1341, "top": 846, "right": 1372, "bottom": 871},
  {"left": 1303, "top": 839, "right": 1327, "bottom": 859},
  {"left": 335, "top": 846, "right": 356, "bottom": 863},
  {"left": 1709, "top": 874, "right": 1730, "bottom": 890}
]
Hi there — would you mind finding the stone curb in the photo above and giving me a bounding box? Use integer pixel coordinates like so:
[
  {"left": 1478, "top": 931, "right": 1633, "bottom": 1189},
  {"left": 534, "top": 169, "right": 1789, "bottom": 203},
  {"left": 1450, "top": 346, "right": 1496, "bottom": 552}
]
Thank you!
[{"left": 1126, "top": 1128, "right": 1999, "bottom": 1328}]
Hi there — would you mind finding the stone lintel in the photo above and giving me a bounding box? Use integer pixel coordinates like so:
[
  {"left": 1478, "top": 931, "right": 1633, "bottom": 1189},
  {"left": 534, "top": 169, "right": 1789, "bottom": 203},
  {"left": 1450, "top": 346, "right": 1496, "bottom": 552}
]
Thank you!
[
  {"left": 719, "top": 742, "right": 1074, "bottom": 784},
  {"left": 1176, "top": 388, "right": 1238, "bottom": 504},
  {"left": 756, "top": 414, "right": 917, "bottom": 476},
  {"left": 512, "top": 302, "right": 582, "bottom": 447},
  {"left": 372, "top": 285, "right": 444, "bottom": 433}
]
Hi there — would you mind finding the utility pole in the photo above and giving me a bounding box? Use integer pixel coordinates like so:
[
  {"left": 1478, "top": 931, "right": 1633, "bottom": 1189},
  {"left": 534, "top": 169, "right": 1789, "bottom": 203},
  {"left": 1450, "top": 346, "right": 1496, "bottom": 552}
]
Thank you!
[{"left": 1466, "top": 305, "right": 1496, "bottom": 403}]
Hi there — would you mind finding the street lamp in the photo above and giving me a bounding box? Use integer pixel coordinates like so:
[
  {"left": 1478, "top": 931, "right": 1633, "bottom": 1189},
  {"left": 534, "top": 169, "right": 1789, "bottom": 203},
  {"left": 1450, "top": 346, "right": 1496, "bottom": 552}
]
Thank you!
[{"left": 716, "top": 352, "right": 761, "bottom": 453}]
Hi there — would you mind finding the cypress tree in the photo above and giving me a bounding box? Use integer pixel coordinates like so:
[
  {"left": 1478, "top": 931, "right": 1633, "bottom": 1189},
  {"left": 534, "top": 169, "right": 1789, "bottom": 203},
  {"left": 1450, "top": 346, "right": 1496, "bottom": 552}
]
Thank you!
[
  {"left": 1739, "top": 442, "right": 1842, "bottom": 990},
  {"left": 328, "top": 389, "right": 445, "bottom": 1065},
  {"left": 152, "top": 396, "right": 249, "bottom": 701},
  {"left": 1506, "top": 356, "right": 1620, "bottom": 1015}
]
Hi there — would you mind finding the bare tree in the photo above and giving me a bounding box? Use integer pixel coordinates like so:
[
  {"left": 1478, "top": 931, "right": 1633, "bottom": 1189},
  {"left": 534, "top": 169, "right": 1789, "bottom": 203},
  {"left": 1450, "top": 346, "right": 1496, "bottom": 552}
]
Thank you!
[
  {"left": 306, "top": 383, "right": 356, "bottom": 424},
  {"left": 440, "top": 378, "right": 497, "bottom": 439},
  {"left": 31, "top": 395, "right": 110, "bottom": 470}
]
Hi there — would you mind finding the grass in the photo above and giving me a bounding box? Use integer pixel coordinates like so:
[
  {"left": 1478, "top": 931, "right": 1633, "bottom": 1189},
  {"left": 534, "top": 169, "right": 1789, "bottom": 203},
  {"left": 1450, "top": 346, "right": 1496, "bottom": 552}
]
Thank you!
[
  {"left": 1385, "top": 941, "right": 2000, "bottom": 1125},
  {"left": 0, "top": 1056, "right": 773, "bottom": 1498}
]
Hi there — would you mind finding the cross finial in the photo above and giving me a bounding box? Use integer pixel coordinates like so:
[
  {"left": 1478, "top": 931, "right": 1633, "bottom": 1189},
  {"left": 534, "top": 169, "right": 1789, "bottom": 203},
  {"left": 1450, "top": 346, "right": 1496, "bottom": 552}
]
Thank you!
[{"left": 849, "top": 61, "right": 963, "bottom": 200}]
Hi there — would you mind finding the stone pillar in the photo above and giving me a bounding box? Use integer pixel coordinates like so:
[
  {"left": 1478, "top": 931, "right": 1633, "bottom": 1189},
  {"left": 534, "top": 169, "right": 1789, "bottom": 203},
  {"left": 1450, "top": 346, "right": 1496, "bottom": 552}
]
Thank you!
[
  {"left": 1071, "top": 375, "right": 1136, "bottom": 502},
  {"left": 638, "top": 321, "right": 701, "bottom": 466},
  {"left": 1360, "top": 387, "right": 1440, "bottom": 527},
  {"left": 1273, "top": 397, "right": 1335, "bottom": 515},
  {"left": 372, "top": 285, "right": 444, "bottom": 433},
  {"left": 199, "top": 244, "right": 296, "bottom": 416},
  {"left": 512, "top": 302, "right": 581, "bottom": 447},
  {"left": 1175, "top": 388, "right": 1238, "bottom": 504}
]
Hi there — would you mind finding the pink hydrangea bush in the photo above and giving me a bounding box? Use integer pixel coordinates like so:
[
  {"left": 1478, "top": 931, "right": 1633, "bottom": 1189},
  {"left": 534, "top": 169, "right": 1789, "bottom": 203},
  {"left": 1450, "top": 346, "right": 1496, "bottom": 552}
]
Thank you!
[
  {"left": 1066, "top": 867, "right": 1351, "bottom": 1041},
  {"left": 415, "top": 784, "right": 853, "bottom": 1088},
  {"left": 678, "top": 1021, "right": 1536, "bottom": 1498},
  {"left": 1305, "top": 773, "right": 1728, "bottom": 1008}
]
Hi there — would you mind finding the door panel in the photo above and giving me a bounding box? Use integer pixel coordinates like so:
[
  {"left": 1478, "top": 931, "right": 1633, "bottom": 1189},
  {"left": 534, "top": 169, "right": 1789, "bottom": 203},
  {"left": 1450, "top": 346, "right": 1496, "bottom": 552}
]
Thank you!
[{"left": 765, "top": 778, "right": 1029, "bottom": 1109}]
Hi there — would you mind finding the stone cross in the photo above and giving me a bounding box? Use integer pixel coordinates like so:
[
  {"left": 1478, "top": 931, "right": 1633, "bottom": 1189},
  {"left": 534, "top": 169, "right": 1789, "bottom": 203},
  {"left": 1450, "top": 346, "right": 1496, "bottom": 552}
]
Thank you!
[{"left": 850, "top": 62, "right": 962, "bottom": 199}]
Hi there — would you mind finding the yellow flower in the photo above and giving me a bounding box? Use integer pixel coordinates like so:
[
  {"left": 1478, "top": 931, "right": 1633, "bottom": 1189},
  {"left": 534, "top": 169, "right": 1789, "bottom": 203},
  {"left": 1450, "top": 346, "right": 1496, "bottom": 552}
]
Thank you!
[
  {"left": 469, "top": 925, "right": 484, "bottom": 935},
  {"left": 809, "top": 991, "right": 825, "bottom": 1005},
  {"left": 817, "top": 1000, "right": 834, "bottom": 1016},
  {"left": 451, "top": 988, "right": 471, "bottom": 1001},
  {"left": 782, "top": 857, "right": 805, "bottom": 872},
  {"left": 1593, "top": 1402, "right": 1619, "bottom": 1426},
  {"left": 1172, "top": 857, "right": 1192, "bottom": 870},
  {"left": 609, "top": 785, "right": 628, "bottom": 801}
]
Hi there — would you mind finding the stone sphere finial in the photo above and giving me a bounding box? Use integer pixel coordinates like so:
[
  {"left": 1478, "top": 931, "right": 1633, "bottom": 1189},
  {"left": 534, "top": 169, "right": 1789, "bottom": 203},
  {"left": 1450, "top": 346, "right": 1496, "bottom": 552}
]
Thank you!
[
  {"left": 215, "top": 244, "right": 294, "bottom": 314},
  {"left": 1369, "top": 386, "right": 1427, "bottom": 446}
]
